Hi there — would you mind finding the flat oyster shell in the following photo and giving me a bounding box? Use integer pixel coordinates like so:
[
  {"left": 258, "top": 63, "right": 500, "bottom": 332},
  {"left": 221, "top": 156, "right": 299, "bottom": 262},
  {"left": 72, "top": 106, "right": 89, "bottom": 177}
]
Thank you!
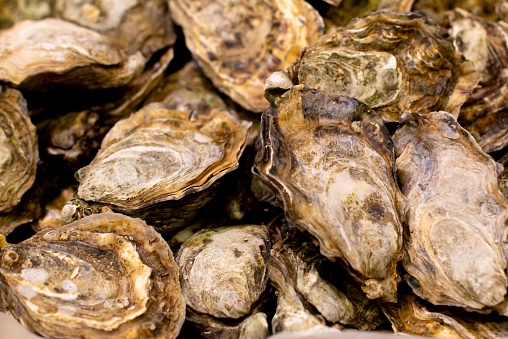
[
  {"left": 393, "top": 111, "right": 508, "bottom": 311},
  {"left": 382, "top": 290, "right": 508, "bottom": 338},
  {"left": 0, "top": 87, "right": 38, "bottom": 213},
  {"left": 0, "top": 212, "right": 185, "bottom": 338},
  {"left": 170, "top": 0, "right": 324, "bottom": 112},
  {"left": 177, "top": 225, "right": 270, "bottom": 319},
  {"left": 255, "top": 85, "right": 404, "bottom": 301},
  {"left": 0, "top": 18, "right": 145, "bottom": 91},
  {"left": 269, "top": 11, "right": 480, "bottom": 122},
  {"left": 54, "top": 0, "right": 176, "bottom": 58},
  {"left": 71, "top": 104, "right": 251, "bottom": 232}
]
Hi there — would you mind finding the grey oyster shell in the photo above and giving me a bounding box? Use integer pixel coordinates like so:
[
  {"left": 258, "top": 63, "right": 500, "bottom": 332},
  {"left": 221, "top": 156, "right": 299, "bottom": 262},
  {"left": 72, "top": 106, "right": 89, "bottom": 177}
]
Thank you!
[
  {"left": 393, "top": 111, "right": 508, "bottom": 312},
  {"left": 0, "top": 212, "right": 186, "bottom": 338},
  {"left": 255, "top": 85, "right": 404, "bottom": 301}
]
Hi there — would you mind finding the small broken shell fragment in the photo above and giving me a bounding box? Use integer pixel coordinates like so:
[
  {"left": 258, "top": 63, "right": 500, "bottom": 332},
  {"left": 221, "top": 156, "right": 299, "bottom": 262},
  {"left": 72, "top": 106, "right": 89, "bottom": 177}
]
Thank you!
[
  {"left": 393, "top": 111, "right": 508, "bottom": 311},
  {"left": 269, "top": 224, "right": 383, "bottom": 331},
  {"left": 70, "top": 104, "right": 251, "bottom": 232},
  {"left": 54, "top": 0, "right": 176, "bottom": 58},
  {"left": 273, "top": 11, "right": 480, "bottom": 122},
  {"left": 177, "top": 226, "right": 270, "bottom": 338},
  {"left": 0, "top": 212, "right": 186, "bottom": 338},
  {"left": 0, "top": 87, "right": 38, "bottom": 213},
  {"left": 170, "top": 0, "right": 324, "bottom": 112},
  {"left": 381, "top": 290, "right": 508, "bottom": 338},
  {"left": 0, "top": 18, "right": 145, "bottom": 91},
  {"left": 255, "top": 85, "right": 404, "bottom": 301}
]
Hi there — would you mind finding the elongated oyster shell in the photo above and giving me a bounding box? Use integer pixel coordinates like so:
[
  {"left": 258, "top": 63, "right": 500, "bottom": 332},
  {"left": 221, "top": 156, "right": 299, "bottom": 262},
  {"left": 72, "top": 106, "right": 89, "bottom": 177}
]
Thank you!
[
  {"left": 0, "top": 18, "right": 145, "bottom": 91},
  {"left": 255, "top": 85, "right": 404, "bottom": 301},
  {"left": 268, "top": 11, "right": 480, "bottom": 122},
  {"left": 177, "top": 226, "right": 270, "bottom": 337},
  {"left": 0, "top": 212, "right": 185, "bottom": 338},
  {"left": 393, "top": 111, "right": 508, "bottom": 311},
  {"left": 54, "top": 0, "right": 176, "bottom": 58},
  {"left": 446, "top": 9, "right": 508, "bottom": 153},
  {"left": 0, "top": 87, "right": 37, "bottom": 213},
  {"left": 382, "top": 290, "right": 508, "bottom": 338},
  {"left": 68, "top": 104, "right": 250, "bottom": 232},
  {"left": 270, "top": 223, "right": 383, "bottom": 331},
  {"left": 170, "top": 0, "right": 324, "bottom": 112}
]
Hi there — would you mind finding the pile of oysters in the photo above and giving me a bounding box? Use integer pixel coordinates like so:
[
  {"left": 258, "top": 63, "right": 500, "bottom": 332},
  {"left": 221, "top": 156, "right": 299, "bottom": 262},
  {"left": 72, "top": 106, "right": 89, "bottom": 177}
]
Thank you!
[{"left": 2, "top": 0, "right": 508, "bottom": 338}]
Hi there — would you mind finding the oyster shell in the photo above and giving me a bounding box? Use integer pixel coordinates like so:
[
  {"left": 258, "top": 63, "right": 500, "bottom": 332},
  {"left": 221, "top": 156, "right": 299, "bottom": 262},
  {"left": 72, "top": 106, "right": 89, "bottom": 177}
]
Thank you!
[
  {"left": 66, "top": 103, "right": 251, "bottom": 232},
  {"left": 54, "top": 0, "right": 176, "bottom": 58},
  {"left": 268, "top": 11, "right": 480, "bottom": 122},
  {"left": 382, "top": 290, "right": 508, "bottom": 338},
  {"left": 170, "top": 0, "right": 324, "bottom": 112},
  {"left": 255, "top": 85, "right": 404, "bottom": 301},
  {"left": 0, "top": 18, "right": 145, "bottom": 91},
  {"left": 0, "top": 212, "right": 186, "bottom": 338},
  {"left": 177, "top": 225, "right": 270, "bottom": 337},
  {"left": 446, "top": 9, "right": 508, "bottom": 153},
  {"left": 270, "top": 223, "right": 383, "bottom": 332},
  {"left": 393, "top": 111, "right": 508, "bottom": 311},
  {"left": 0, "top": 0, "right": 51, "bottom": 28},
  {"left": 413, "top": 0, "right": 500, "bottom": 23},
  {"left": 0, "top": 87, "right": 38, "bottom": 214}
]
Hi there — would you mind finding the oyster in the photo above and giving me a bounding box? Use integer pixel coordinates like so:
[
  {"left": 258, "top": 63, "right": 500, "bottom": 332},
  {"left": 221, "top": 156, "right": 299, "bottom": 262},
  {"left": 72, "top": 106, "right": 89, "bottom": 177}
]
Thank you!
[
  {"left": 0, "top": 87, "right": 38, "bottom": 214},
  {"left": 65, "top": 103, "right": 251, "bottom": 233},
  {"left": 0, "top": 18, "right": 145, "bottom": 91},
  {"left": 177, "top": 225, "right": 270, "bottom": 338},
  {"left": 170, "top": 0, "right": 324, "bottom": 112},
  {"left": 268, "top": 11, "right": 480, "bottom": 122},
  {"left": 446, "top": 9, "right": 508, "bottom": 153},
  {"left": 393, "top": 111, "right": 508, "bottom": 311},
  {"left": 382, "top": 290, "right": 508, "bottom": 338},
  {"left": 0, "top": 212, "right": 186, "bottom": 338},
  {"left": 413, "top": 0, "right": 500, "bottom": 23},
  {"left": 270, "top": 223, "right": 383, "bottom": 332},
  {"left": 255, "top": 85, "right": 404, "bottom": 301},
  {"left": 54, "top": 0, "right": 176, "bottom": 58}
]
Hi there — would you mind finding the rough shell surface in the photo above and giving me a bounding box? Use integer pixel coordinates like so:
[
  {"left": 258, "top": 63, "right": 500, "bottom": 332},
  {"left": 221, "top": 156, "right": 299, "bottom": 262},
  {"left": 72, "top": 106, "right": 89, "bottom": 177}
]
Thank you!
[
  {"left": 0, "top": 18, "right": 145, "bottom": 90},
  {"left": 274, "top": 11, "right": 480, "bottom": 122},
  {"left": 0, "top": 87, "right": 38, "bottom": 214},
  {"left": 177, "top": 225, "right": 270, "bottom": 319},
  {"left": 393, "top": 111, "right": 508, "bottom": 311},
  {"left": 255, "top": 85, "right": 404, "bottom": 301},
  {"left": 0, "top": 212, "right": 186, "bottom": 338},
  {"left": 170, "top": 0, "right": 324, "bottom": 112}
]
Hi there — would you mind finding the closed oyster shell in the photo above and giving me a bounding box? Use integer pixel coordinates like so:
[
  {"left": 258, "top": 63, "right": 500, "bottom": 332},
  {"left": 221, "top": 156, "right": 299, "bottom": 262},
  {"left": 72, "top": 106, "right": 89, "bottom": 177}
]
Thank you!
[
  {"left": 0, "top": 212, "right": 185, "bottom": 338},
  {"left": 393, "top": 111, "right": 508, "bottom": 311},
  {"left": 0, "top": 18, "right": 145, "bottom": 91},
  {"left": 255, "top": 85, "right": 404, "bottom": 301},
  {"left": 69, "top": 104, "right": 251, "bottom": 232},
  {"left": 0, "top": 87, "right": 37, "bottom": 214},
  {"left": 382, "top": 290, "right": 508, "bottom": 338},
  {"left": 413, "top": 0, "right": 500, "bottom": 23},
  {"left": 269, "top": 11, "right": 480, "bottom": 122},
  {"left": 0, "top": 0, "right": 51, "bottom": 28},
  {"left": 170, "top": 0, "right": 324, "bottom": 112},
  {"left": 54, "top": 0, "right": 176, "bottom": 58},
  {"left": 269, "top": 223, "right": 383, "bottom": 331}
]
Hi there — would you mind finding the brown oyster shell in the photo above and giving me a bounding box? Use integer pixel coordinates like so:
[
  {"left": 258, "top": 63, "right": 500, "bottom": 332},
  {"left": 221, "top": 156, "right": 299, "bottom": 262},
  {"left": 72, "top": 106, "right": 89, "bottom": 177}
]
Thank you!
[
  {"left": 69, "top": 104, "right": 250, "bottom": 232},
  {"left": 54, "top": 0, "right": 176, "bottom": 58},
  {"left": 382, "top": 290, "right": 508, "bottom": 338},
  {"left": 393, "top": 111, "right": 508, "bottom": 311},
  {"left": 413, "top": 0, "right": 500, "bottom": 23},
  {"left": 170, "top": 0, "right": 324, "bottom": 112},
  {"left": 0, "top": 87, "right": 38, "bottom": 214},
  {"left": 269, "top": 224, "right": 383, "bottom": 332},
  {"left": 269, "top": 11, "right": 480, "bottom": 122},
  {"left": 177, "top": 225, "right": 270, "bottom": 320},
  {"left": 255, "top": 85, "right": 404, "bottom": 301},
  {"left": 0, "top": 18, "right": 145, "bottom": 91},
  {"left": 0, "top": 212, "right": 185, "bottom": 338}
]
